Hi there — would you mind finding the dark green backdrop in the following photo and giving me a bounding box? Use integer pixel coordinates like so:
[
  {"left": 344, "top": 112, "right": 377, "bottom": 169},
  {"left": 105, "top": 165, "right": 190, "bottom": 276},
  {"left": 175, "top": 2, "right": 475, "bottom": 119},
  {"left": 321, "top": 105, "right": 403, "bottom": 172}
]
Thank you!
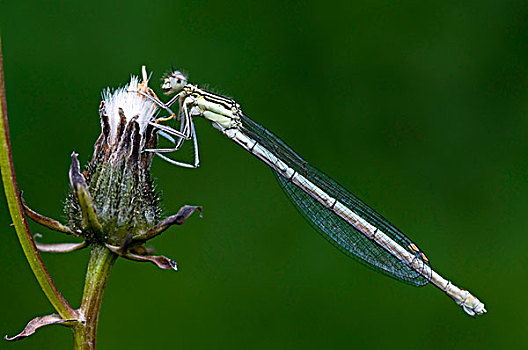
[{"left": 1, "top": 1, "right": 526, "bottom": 349}]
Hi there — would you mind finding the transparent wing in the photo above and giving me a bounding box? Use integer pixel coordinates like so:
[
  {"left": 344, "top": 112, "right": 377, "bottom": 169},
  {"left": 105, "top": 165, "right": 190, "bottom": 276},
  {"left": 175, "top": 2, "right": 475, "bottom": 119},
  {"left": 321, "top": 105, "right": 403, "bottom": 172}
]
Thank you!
[{"left": 240, "top": 114, "right": 431, "bottom": 286}]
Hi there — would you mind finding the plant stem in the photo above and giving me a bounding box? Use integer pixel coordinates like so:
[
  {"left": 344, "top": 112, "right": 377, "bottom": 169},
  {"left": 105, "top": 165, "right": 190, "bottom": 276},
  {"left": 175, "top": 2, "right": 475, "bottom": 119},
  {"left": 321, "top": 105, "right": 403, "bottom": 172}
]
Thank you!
[
  {"left": 73, "top": 244, "right": 117, "bottom": 350},
  {"left": 0, "top": 37, "right": 77, "bottom": 319}
]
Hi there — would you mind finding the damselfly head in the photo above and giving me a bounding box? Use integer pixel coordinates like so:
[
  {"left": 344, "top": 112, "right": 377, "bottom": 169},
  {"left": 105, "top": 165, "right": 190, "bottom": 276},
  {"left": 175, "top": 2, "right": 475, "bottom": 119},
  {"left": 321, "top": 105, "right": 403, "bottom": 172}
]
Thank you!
[{"left": 162, "top": 70, "right": 188, "bottom": 95}]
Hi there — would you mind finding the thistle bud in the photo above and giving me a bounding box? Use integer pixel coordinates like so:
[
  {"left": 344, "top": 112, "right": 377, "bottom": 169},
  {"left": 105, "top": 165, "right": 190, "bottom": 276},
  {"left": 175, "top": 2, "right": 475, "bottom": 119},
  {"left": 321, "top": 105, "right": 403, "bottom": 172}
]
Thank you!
[
  {"left": 65, "top": 76, "right": 161, "bottom": 246},
  {"left": 23, "top": 69, "right": 200, "bottom": 271},
  {"left": 66, "top": 77, "right": 160, "bottom": 246}
]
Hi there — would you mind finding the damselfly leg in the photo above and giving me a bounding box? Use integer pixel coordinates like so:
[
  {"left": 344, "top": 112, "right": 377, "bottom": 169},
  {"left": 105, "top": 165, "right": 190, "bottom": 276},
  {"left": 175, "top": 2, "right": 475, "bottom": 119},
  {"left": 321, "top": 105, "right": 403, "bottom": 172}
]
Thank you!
[
  {"left": 133, "top": 86, "right": 201, "bottom": 168},
  {"left": 153, "top": 119, "right": 199, "bottom": 168},
  {"left": 132, "top": 89, "right": 190, "bottom": 141}
]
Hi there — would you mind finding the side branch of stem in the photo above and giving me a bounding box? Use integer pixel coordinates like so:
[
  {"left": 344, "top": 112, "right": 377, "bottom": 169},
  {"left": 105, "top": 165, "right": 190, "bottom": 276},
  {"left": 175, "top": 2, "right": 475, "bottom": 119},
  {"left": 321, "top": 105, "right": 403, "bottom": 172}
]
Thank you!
[{"left": 0, "top": 37, "right": 77, "bottom": 319}]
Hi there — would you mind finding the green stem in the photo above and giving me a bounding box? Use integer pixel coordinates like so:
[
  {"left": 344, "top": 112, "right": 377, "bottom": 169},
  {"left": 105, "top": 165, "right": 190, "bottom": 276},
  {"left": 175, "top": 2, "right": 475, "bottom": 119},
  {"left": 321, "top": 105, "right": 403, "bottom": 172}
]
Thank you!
[
  {"left": 73, "top": 244, "right": 117, "bottom": 350},
  {"left": 0, "top": 37, "right": 77, "bottom": 319}
]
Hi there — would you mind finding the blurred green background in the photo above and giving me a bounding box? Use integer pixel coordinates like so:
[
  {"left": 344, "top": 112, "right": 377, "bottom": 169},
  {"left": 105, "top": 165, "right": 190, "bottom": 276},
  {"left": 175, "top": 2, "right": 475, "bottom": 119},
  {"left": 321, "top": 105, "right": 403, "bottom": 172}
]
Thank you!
[{"left": 1, "top": 1, "right": 526, "bottom": 349}]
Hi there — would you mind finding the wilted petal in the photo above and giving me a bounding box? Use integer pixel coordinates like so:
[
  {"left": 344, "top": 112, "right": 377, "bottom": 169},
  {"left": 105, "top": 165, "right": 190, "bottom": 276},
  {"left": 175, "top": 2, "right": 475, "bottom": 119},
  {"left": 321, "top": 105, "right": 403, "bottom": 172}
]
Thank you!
[
  {"left": 134, "top": 205, "right": 202, "bottom": 242},
  {"left": 34, "top": 235, "right": 88, "bottom": 253},
  {"left": 124, "top": 252, "right": 178, "bottom": 271},
  {"left": 5, "top": 314, "right": 76, "bottom": 341},
  {"left": 23, "top": 200, "right": 76, "bottom": 235},
  {"left": 105, "top": 244, "right": 178, "bottom": 271}
]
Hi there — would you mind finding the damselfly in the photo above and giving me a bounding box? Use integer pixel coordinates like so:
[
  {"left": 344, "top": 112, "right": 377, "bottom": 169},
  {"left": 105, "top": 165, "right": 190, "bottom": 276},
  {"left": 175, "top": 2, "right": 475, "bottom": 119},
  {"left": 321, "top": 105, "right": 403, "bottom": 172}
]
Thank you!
[{"left": 137, "top": 69, "right": 486, "bottom": 317}]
